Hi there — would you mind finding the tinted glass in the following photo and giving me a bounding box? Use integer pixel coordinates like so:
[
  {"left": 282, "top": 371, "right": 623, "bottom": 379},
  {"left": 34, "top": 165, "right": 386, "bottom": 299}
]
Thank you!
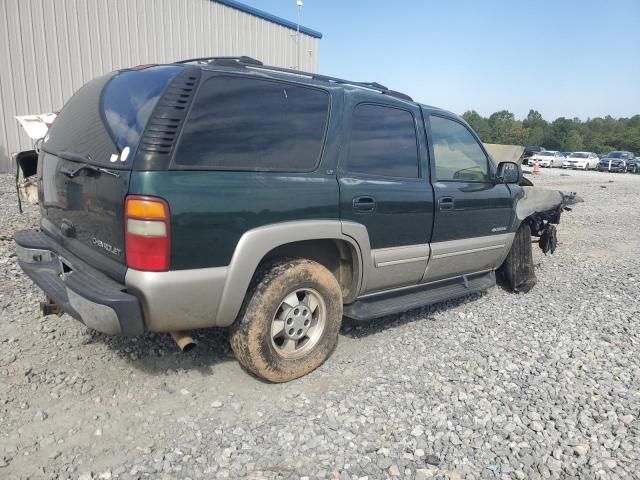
[
  {"left": 44, "top": 73, "right": 119, "bottom": 166},
  {"left": 430, "top": 116, "right": 489, "bottom": 182},
  {"left": 346, "top": 104, "right": 418, "bottom": 178},
  {"left": 175, "top": 76, "right": 329, "bottom": 171},
  {"left": 570, "top": 153, "right": 588, "bottom": 158},
  {"left": 102, "top": 66, "right": 181, "bottom": 155}
]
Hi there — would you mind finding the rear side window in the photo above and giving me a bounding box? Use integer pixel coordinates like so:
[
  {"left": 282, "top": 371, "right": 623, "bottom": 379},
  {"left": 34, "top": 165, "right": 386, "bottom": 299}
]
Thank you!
[
  {"left": 430, "top": 116, "right": 489, "bottom": 182},
  {"left": 346, "top": 104, "right": 419, "bottom": 178},
  {"left": 102, "top": 66, "right": 182, "bottom": 155},
  {"left": 174, "top": 76, "right": 330, "bottom": 171}
]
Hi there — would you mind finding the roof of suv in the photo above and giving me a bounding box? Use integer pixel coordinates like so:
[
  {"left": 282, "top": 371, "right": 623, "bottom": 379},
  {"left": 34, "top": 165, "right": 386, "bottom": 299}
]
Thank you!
[{"left": 173, "top": 56, "right": 456, "bottom": 117}]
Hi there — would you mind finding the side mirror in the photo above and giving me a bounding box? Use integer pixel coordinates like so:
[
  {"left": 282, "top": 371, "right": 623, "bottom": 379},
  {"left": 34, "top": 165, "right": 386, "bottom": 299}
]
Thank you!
[{"left": 496, "top": 161, "right": 522, "bottom": 184}]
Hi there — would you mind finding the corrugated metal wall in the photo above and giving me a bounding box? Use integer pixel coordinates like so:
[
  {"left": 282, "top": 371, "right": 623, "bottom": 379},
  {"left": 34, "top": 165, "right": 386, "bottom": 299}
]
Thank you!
[{"left": 0, "top": 0, "right": 320, "bottom": 172}]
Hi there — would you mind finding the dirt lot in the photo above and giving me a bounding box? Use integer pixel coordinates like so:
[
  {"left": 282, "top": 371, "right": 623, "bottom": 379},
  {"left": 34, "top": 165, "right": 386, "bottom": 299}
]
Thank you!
[{"left": 1, "top": 169, "right": 639, "bottom": 479}]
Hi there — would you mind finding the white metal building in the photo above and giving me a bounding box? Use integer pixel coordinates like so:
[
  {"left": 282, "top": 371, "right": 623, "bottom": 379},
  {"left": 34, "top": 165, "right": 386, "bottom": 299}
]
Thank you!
[{"left": 0, "top": 0, "right": 322, "bottom": 172}]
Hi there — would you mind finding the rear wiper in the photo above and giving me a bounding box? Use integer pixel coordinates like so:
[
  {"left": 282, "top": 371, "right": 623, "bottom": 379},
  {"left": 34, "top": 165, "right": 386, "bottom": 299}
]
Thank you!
[
  {"left": 58, "top": 150, "right": 93, "bottom": 163},
  {"left": 60, "top": 163, "right": 120, "bottom": 178},
  {"left": 57, "top": 151, "right": 120, "bottom": 178}
]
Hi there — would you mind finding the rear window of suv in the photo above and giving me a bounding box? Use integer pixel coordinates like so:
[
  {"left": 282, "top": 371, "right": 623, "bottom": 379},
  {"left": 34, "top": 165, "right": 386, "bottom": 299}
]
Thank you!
[
  {"left": 174, "top": 76, "right": 330, "bottom": 171},
  {"left": 44, "top": 66, "right": 181, "bottom": 167},
  {"left": 102, "top": 66, "right": 182, "bottom": 156}
]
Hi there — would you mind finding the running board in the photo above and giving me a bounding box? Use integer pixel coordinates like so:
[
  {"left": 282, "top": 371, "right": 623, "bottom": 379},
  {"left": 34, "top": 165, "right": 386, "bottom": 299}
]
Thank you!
[{"left": 343, "top": 271, "right": 496, "bottom": 321}]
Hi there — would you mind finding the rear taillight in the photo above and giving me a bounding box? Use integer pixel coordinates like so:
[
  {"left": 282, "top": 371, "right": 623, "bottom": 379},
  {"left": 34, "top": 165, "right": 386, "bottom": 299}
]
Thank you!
[{"left": 125, "top": 196, "right": 170, "bottom": 271}]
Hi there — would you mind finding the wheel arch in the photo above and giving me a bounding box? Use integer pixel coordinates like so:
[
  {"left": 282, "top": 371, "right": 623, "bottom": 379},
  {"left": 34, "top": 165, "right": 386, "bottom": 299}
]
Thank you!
[{"left": 214, "top": 220, "right": 369, "bottom": 326}]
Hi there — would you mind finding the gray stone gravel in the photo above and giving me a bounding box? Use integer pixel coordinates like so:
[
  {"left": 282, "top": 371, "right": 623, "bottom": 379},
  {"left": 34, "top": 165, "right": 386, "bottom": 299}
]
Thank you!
[{"left": 0, "top": 169, "right": 639, "bottom": 479}]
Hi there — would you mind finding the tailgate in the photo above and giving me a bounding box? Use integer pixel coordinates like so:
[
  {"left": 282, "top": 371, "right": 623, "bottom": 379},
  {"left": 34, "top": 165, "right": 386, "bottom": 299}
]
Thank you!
[{"left": 39, "top": 151, "right": 131, "bottom": 272}]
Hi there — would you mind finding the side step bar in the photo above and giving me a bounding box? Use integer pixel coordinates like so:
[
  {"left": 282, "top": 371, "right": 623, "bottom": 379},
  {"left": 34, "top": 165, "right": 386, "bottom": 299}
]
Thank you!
[{"left": 343, "top": 271, "right": 496, "bottom": 321}]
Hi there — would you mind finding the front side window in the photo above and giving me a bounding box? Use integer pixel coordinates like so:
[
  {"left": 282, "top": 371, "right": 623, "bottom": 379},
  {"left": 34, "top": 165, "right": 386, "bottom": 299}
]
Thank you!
[
  {"left": 346, "top": 104, "right": 419, "bottom": 178},
  {"left": 174, "top": 76, "right": 329, "bottom": 171},
  {"left": 430, "top": 116, "right": 489, "bottom": 182}
]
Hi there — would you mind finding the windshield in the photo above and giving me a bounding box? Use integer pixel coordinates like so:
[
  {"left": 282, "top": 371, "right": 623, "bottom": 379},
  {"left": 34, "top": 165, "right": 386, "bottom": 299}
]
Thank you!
[
  {"left": 570, "top": 153, "right": 588, "bottom": 158},
  {"left": 539, "top": 152, "right": 554, "bottom": 157},
  {"left": 606, "top": 152, "right": 625, "bottom": 158}
]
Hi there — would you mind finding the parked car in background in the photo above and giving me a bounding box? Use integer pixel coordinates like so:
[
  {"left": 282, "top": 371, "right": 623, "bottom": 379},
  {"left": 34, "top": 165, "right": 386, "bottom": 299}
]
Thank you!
[
  {"left": 520, "top": 146, "right": 545, "bottom": 166},
  {"left": 627, "top": 156, "right": 639, "bottom": 173},
  {"left": 597, "top": 151, "right": 635, "bottom": 173},
  {"left": 530, "top": 150, "right": 565, "bottom": 167},
  {"left": 562, "top": 152, "right": 600, "bottom": 170},
  {"left": 561, "top": 152, "right": 572, "bottom": 158}
]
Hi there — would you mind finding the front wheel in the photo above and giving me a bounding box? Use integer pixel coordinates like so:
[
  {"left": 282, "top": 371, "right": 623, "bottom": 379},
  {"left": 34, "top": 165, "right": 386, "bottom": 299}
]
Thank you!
[
  {"left": 230, "top": 258, "right": 343, "bottom": 382},
  {"left": 498, "top": 223, "right": 537, "bottom": 293}
]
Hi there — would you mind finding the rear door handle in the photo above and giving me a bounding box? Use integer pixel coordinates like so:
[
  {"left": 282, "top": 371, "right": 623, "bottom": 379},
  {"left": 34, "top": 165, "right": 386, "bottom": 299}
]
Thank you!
[
  {"left": 438, "top": 196, "right": 455, "bottom": 210},
  {"left": 353, "top": 196, "right": 376, "bottom": 212}
]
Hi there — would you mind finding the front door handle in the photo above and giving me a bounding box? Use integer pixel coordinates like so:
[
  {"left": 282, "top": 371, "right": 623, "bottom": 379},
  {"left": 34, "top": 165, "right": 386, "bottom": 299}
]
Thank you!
[
  {"left": 353, "top": 196, "right": 376, "bottom": 212},
  {"left": 438, "top": 196, "right": 455, "bottom": 210}
]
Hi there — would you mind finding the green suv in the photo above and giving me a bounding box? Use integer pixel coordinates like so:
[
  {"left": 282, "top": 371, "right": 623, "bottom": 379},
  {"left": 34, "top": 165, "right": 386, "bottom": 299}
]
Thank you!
[{"left": 14, "top": 57, "right": 577, "bottom": 382}]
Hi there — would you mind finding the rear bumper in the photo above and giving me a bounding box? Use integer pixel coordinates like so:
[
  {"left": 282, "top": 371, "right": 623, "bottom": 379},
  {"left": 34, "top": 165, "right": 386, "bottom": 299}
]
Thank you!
[{"left": 14, "top": 230, "right": 144, "bottom": 336}]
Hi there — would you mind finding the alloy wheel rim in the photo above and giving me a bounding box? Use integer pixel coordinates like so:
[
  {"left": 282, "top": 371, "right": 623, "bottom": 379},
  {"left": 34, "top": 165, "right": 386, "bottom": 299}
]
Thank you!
[{"left": 270, "top": 288, "right": 326, "bottom": 359}]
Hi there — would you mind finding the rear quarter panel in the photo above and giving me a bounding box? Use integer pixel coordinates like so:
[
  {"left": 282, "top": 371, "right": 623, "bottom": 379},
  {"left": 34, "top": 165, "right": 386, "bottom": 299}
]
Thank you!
[{"left": 129, "top": 171, "right": 339, "bottom": 270}]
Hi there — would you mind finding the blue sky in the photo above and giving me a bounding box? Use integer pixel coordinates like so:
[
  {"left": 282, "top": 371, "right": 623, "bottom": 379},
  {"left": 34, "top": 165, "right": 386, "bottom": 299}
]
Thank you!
[{"left": 238, "top": 0, "right": 640, "bottom": 121}]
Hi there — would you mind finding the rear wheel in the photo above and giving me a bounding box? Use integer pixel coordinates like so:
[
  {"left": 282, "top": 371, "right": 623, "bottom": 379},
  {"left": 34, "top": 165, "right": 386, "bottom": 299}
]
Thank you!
[{"left": 230, "top": 258, "right": 343, "bottom": 382}]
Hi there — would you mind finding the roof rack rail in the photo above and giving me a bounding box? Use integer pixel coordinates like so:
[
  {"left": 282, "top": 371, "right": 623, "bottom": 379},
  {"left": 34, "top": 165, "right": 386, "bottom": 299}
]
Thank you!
[
  {"left": 174, "top": 56, "right": 413, "bottom": 102},
  {"left": 243, "top": 63, "right": 413, "bottom": 102},
  {"left": 175, "top": 56, "right": 264, "bottom": 66}
]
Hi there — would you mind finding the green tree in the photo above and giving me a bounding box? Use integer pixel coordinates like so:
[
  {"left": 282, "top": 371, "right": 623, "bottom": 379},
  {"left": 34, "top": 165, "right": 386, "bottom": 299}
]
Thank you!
[
  {"left": 488, "top": 110, "right": 516, "bottom": 144},
  {"left": 462, "top": 110, "right": 491, "bottom": 141},
  {"left": 522, "top": 109, "right": 548, "bottom": 146},
  {"left": 565, "top": 130, "right": 583, "bottom": 151},
  {"left": 461, "top": 109, "right": 639, "bottom": 154}
]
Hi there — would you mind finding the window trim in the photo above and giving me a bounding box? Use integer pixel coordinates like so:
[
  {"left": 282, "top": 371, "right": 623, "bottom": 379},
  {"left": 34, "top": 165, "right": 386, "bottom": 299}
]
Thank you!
[
  {"left": 427, "top": 113, "right": 494, "bottom": 184},
  {"left": 170, "top": 73, "right": 332, "bottom": 173},
  {"left": 342, "top": 102, "right": 422, "bottom": 181}
]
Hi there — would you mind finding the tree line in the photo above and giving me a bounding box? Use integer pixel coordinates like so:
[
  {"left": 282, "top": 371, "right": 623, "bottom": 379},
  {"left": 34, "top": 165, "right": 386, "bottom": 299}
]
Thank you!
[{"left": 462, "top": 109, "right": 640, "bottom": 154}]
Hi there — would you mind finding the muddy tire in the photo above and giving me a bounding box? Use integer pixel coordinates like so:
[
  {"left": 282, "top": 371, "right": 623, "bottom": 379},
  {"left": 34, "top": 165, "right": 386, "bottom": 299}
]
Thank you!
[
  {"left": 230, "top": 258, "right": 343, "bottom": 383},
  {"left": 498, "top": 223, "right": 537, "bottom": 293}
]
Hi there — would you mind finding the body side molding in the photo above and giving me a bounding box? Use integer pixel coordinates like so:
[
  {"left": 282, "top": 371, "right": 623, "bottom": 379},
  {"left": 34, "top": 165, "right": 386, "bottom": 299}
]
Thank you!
[
  {"left": 126, "top": 266, "right": 228, "bottom": 332},
  {"left": 366, "top": 243, "right": 430, "bottom": 293},
  {"left": 422, "top": 233, "right": 516, "bottom": 283}
]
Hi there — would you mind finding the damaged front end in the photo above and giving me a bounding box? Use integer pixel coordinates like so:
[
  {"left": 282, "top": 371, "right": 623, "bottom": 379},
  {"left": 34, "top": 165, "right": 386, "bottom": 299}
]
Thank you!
[
  {"left": 500, "top": 186, "right": 583, "bottom": 292},
  {"left": 517, "top": 187, "right": 582, "bottom": 254}
]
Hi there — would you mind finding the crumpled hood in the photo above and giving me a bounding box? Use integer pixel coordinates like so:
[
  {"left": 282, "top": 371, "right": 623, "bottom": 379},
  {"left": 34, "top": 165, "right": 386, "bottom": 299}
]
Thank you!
[{"left": 515, "top": 187, "right": 583, "bottom": 220}]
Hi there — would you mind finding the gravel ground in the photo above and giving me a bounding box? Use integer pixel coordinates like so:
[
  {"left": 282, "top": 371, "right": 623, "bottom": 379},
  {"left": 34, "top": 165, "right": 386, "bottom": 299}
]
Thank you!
[{"left": 1, "top": 169, "right": 639, "bottom": 480}]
